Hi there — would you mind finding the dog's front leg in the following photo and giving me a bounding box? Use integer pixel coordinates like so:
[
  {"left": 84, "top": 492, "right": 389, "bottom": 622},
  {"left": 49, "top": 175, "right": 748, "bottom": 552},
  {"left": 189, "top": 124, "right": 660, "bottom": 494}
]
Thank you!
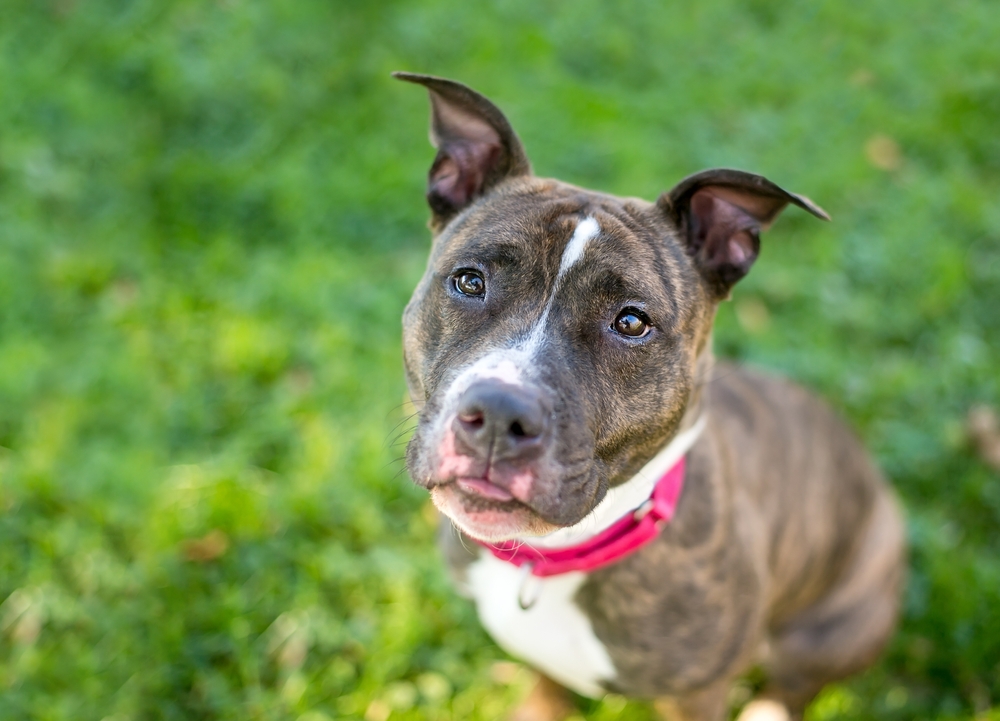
[{"left": 507, "top": 673, "right": 575, "bottom": 721}]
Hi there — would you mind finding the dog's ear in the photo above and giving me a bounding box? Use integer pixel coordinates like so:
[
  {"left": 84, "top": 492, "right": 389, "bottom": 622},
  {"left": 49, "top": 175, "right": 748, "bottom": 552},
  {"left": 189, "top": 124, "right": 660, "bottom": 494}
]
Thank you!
[
  {"left": 658, "top": 169, "right": 829, "bottom": 298},
  {"left": 394, "top": 72, "right": 532, "bottom": 228}
]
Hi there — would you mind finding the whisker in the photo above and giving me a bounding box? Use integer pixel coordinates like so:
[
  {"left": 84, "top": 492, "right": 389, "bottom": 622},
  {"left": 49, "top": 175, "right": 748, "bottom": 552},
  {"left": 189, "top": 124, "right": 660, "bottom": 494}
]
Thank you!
[
  {"left": 455, "top": 524, "right": 474, "bottom": 555},
  {"left": 385, "top": 424, "right": 419, "bottom": 449},
  {"left": 388, "top": 432, "right": 417, "bottom": 448},
  {"left": 383, "top": 400, "right": 411, "bottom": 420},
  {"left": 385, "top": 409, "right": 420, "bottom": 433},
  {"left": 381, "top": 455, "right": 409, "bottom": 472},
  {"left": 383, "top": 414, "right": 421, "bottom": 448}
]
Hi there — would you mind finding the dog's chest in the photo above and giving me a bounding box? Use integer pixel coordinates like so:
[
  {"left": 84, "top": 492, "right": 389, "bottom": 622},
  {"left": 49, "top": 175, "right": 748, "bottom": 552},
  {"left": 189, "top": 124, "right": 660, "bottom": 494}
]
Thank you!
[{"left": 465, "top": 554, "right": 615, "bottom": 698}]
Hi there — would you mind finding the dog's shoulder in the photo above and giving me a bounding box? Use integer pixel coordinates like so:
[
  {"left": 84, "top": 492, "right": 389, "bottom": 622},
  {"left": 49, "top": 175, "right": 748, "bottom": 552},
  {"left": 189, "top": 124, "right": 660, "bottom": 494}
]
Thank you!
[{"left": 707, "top": 361, "right": 870, "bottom": 465}]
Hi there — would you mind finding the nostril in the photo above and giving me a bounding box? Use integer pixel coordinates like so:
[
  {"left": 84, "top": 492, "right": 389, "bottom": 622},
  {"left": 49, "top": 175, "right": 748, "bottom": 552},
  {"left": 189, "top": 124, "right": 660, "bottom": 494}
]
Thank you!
[
  {"left": 458, "top": 411, "right": 485, "bottom": 429},
  {"left": 509, "top": 419, "right": 542, "bottom": 440}
]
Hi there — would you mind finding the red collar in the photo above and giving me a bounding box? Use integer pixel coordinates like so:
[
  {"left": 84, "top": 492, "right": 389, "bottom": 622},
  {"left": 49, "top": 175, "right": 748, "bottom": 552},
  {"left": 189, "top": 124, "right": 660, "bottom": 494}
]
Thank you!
[{"left": 475, "top": 455, "right": 686, "bottom": 577}]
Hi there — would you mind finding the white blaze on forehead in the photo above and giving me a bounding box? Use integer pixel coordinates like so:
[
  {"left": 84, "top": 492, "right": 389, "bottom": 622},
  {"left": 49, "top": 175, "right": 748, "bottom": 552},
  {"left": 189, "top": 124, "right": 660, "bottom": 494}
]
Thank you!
[
  {"left": 557, "top": 216, "right": 600, "bottom": 278},
  {"left": 436, "top": 216, "right": 602, "bottom": 417},
  {"left": 521, "top": 215, "right": 601, "bottom": 357}
]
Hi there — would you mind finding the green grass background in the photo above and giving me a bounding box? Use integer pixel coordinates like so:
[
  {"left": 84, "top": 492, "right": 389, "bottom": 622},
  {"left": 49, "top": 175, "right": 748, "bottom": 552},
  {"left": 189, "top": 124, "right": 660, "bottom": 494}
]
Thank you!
[{"left": 1, "top": 1, "right": 998, "bottom": 719}]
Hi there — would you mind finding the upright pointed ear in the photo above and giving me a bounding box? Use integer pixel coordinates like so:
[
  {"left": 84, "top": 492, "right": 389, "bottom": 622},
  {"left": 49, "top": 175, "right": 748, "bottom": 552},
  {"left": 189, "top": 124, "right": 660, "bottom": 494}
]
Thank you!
[
  {"left": 393, "top": 72, "right": 532, "bottom": 228},
  {"left": 657, "top": 169, "right": 830, "bottom": 298}
]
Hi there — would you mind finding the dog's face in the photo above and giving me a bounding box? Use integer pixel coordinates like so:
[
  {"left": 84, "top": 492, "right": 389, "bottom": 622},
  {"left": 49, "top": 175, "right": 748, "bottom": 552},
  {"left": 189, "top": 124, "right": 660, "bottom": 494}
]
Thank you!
[
  {"left": 403, "top": 180, "right": 709, "bottom": 541},
  {"left": 395, "top": 73, "right": 827, "bottom": 542}
]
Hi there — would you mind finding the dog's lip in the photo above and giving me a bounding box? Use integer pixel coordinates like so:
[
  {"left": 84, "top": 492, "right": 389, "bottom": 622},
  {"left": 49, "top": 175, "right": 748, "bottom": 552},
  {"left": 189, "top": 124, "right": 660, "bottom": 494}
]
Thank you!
[
  {"left": 431, "top": 484, "right": 562, "bottom": 541},
  {"left": 456, "top": 477, "right": 515, "bottom": 502}
]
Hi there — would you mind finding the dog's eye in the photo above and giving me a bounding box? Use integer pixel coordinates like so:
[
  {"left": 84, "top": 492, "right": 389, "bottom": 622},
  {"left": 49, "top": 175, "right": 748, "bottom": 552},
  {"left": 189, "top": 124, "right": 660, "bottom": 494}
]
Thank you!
[
  {"left": 612, "top": 309, "right": 651, "bottom": 338},
  {"left": 453, "top": 271, "right": 486, "bottom": 297}
]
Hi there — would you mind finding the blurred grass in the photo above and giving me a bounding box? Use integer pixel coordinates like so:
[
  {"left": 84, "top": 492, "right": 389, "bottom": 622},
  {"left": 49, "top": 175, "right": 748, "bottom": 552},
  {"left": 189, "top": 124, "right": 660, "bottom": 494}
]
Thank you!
[{"left": 0, "top": 1, "right": 998, "bottom": 719}]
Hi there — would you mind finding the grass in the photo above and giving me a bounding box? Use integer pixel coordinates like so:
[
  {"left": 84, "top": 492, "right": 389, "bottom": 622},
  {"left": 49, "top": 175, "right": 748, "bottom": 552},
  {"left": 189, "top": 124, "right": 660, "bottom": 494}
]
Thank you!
[{"left": 0, "top": 0, "right": 998, "bottom": 719}]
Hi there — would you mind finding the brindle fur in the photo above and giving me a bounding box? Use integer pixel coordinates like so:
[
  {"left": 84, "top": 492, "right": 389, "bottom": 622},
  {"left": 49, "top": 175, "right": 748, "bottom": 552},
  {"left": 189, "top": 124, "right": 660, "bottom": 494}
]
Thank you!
[{"left": 396, "top": 73, "right": 906, "bottom": 720}]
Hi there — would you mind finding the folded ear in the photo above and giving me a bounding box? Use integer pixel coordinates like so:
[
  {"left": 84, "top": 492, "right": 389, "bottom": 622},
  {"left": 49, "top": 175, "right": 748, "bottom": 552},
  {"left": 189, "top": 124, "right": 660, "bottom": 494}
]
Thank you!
[
  {"left": 393, "top": 72, "right": 532, "bottom": 229},
  {"left": 657, "top": 169, "right": 829, "bottom": 298}
]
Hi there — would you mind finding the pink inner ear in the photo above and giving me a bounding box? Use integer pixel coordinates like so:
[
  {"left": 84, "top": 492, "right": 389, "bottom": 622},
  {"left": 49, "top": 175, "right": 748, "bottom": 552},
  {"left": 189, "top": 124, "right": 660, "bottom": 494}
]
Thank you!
[
  {"left": 689, "top": 189, "right": 761, "bottom": 277},
  {"left": 431, "top": 97, "right": 503, "bottom": 147},
  {"left": 431, "top": 155, "right": 459, "bottom": 187},
  {"left": 706, "top": 186, "right": 787, "bottom": 229},
  {"left": 727, "top": 232, "right": 753, "bottom": 266},
  {"left": 429, "top": 141, "right": 501, "bottom": 211}
]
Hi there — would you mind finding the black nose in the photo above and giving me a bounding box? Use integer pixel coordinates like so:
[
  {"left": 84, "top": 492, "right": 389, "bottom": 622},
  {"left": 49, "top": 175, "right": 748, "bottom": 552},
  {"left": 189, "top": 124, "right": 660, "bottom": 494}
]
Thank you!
[{"left": 453, "top": 381, "right": 548, "bottom": 459}]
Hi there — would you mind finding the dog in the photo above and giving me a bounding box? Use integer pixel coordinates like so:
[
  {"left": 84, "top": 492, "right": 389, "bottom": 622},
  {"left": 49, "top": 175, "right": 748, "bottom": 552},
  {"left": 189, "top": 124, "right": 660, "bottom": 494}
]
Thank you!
[{"left": 393, "top": 72, "right": 906, "bottom": 721}]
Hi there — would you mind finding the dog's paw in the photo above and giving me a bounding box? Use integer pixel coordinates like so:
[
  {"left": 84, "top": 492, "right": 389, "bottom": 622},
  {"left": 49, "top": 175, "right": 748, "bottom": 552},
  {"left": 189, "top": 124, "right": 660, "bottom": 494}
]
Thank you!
[
  {"left": 735, "top": 699, "right": 791, "bottom": 721},
  {"left": 506, "top": 674, "right": 575, "bottom": 721}
]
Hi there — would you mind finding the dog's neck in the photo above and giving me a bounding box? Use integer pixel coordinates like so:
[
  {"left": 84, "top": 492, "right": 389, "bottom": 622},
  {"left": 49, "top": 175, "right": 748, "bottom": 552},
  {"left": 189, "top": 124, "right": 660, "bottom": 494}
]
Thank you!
[{"left": 527, "top": 409, "right": 707, "bottom": 549}]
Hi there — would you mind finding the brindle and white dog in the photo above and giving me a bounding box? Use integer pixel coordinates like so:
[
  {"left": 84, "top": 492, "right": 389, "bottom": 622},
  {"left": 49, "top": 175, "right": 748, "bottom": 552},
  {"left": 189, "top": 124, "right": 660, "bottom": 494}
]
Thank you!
[{"left": 394, "top": 72, "right": 905, "bottom": 721}]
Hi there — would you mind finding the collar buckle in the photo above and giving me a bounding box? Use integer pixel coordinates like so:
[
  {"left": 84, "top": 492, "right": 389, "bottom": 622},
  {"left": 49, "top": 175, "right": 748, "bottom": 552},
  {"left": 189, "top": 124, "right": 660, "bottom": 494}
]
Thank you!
[{"left": 633, "top": 499, "right": 655, "bottom": 521}]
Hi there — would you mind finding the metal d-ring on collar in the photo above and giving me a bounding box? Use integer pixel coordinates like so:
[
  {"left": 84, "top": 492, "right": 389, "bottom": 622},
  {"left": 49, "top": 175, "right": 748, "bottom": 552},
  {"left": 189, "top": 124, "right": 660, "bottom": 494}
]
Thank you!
[
  {"left": 517, "top": 563, "right": 543, "bottom": 610},
  {"left": 632, "top": 497, "right": 669, "bottom": 530},
  {"left": 632, "top": 498, "right": 655, "bottom": 521}
]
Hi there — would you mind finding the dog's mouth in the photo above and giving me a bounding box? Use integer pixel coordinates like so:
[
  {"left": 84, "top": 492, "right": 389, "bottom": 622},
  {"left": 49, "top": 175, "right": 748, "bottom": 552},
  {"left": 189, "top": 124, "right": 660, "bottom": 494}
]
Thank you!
[
  {"left": 430, "top": 477, "right": 561, "bottom": 542},
  {"left": 415, "top": 395, "right": 598, "bottom": 541},
  {"left": 455, "top": 476, "right": 515, "bottom": 502}
]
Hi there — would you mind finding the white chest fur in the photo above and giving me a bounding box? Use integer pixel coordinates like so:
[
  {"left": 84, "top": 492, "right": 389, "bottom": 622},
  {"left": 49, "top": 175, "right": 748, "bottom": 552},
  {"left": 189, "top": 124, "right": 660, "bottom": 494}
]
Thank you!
[{"left": 466, "top": 554, "right": 615, "bottom": 697}]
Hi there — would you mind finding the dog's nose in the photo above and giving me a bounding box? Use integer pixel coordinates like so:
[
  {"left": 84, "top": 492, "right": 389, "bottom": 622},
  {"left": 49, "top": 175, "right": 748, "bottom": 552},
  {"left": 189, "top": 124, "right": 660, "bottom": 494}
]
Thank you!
[{"left": 453, "top": 381, "right": 548, "bottom": 459}]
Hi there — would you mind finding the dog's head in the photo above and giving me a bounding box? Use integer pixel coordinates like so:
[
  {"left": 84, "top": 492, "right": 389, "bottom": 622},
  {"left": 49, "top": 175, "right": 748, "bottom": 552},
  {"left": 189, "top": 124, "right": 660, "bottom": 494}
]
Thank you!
[{"left": 395, "top": 73, "right": 827, "bottom": 542}]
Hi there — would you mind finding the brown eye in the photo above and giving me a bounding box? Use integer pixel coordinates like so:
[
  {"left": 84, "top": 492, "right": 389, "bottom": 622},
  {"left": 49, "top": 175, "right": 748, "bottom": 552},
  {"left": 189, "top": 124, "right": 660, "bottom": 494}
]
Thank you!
[
  {"left": 454, "top": 271, "right": 485, "bottom": 297},
  {"left": 613, "top": 309, "right": 651, "bottom": 337}
]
